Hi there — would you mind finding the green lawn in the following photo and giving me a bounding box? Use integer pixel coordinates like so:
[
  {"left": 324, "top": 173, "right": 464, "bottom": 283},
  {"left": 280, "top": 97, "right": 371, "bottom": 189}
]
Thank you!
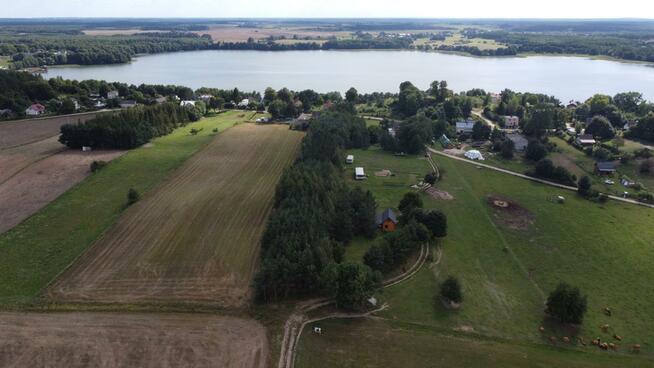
[
  {"left": 299, "top": 146, "right": 654, "bottom": 365},
  {"left": 0, "top": 57, "right": 9, "bottom": 68},
  {"left": 0, "top": 111, "right": 244, "bottom": 306},
  {"left": 297, "top": 318, "right": 650, "bottom": 368}
]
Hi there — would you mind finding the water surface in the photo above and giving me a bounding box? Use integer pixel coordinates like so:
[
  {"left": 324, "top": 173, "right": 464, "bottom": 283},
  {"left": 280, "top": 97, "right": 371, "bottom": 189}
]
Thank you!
[{"left": 45, "top": 50, "right": 654, "bottom": 102}]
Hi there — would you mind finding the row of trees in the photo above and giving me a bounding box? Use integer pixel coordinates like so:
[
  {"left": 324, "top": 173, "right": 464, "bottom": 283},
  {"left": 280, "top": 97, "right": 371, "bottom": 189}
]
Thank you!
[
  {"left": 255, "top": 110, "right": 380, "bottom": 309},
  {"left": 59, "top": 103, "right": 193, "bottom": 149}
]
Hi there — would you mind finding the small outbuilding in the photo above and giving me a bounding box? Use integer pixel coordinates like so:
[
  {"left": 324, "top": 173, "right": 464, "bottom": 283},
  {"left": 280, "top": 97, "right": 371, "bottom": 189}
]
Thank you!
[
  {"left": 346, "top": 155, "right": 354, "bottom": 164},
  {"left": 376, "top": 208, "right": 398, "bottom": 233},
  {"left": 354, "top": 167, "right": 366, "bottom": 180},
  {"left": 595, "top": 161, "right": 616, "bottom": 175},
  {"left": 576, "top": 134, "right": 596, "bottom": 146}
]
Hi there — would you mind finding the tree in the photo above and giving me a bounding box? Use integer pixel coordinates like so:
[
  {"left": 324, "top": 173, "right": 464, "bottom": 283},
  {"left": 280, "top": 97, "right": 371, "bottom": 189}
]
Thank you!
[
  {"left": 586, "top": 115, "right": 616, "bottom": 140},
  {"left": 578, "top": 176, "right": 592, "bottom": 196},
  {"left": 268, "top": 99, "right": 287, "bottom": 119},
  {"left": 500, "top": 139, "right": 515, "bottom": 159},
  {"left": 424, "top": 172, "right": 437, "bottom": 185},
  {"left": 349, "top": 187, "right": 377, "bottom": 238},
  {"left": 472, "top": 121, "right": 491, "bottom": 140},
  {"left": 60, "top": 98, "right": 76, "bottom": 114},
  {"left": 546, "top": 283, "right": 587, "bottom": 324},
  {"left": 440, "top": 276, "right": 462, "bottom": 304},
  {"left": 263, "top": 87, "right": 277, "bottom": 105},
  {"left": 209, "top": 96, "right": 224, "bottom": 111},
  {"left": 127, "top": 188, "right": 140, "bottom": 205},
  {"left": 417, "top": 210, "right": 447, "bottom": 238},
  {"left": 345, "top": 87, "right": 358, "bottom": 104},
  {"left": 587, "top": 94, "right": 611, "bottom": 115},
  {"left": 398, "top": 192, "right": 423, "bottom": 215},
  {"left": 321, "top": 262, "right": 380, "bottom": 311},
  {"left": 525, "top": 140, "right": 547, "bottom": 161}
]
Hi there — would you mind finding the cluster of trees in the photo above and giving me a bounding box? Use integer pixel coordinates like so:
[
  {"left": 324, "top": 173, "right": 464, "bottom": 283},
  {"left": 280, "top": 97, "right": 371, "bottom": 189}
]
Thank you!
[
  {"left": 262, "top": 87, "right": 349, "bottom": 120},
  {"left": 59, "top": 102, "right": 193, "bottom": 149},
  {"left": 627, "top": 114, "right": 654, "bottom": 143},
  {"left": 546, "top": 283, "right": 587, "bottom": 324},
  {"left": 434, "top": 44, "right": 518, "bottom": 56},
  {"left": 255, "top": 111, "right": 380, "bottom": 309},
  {"left": 364, "top": 192, "right": 447, "bottom": 274},
  {"left": 529, "top": 158, "right": 577, "bottom": 186},
  {"left": 2, "top": 32, "right": 213, "bottom": 68}
]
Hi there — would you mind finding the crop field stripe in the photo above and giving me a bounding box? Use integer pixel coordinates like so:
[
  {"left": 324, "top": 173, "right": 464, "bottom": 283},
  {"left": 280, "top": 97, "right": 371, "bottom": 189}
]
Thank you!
[{"left": 48, "top": 124, "right": 303, "bottom": 307}]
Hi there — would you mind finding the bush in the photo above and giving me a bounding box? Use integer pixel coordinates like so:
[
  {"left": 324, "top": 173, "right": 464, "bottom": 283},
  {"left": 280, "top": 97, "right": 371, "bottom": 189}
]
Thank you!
[
  {"left": 424, "top": 172, "right": 437, "bottom": 185},
  {"left": 577, "top": 176, "right": 592, "bottom": 197},
  {"left": 440, "top": 276, "right": 462, "bottom": 304},
  {"left": 500, "top": 139, "right": 515, "bottom": 159},
  {"left": 127, "top": 188, "right": 140, "bottom": 206},
  {"left": 586, "top": 115, "right": 615, "bottom": 140},
  {"left": 90, "top": 160, "right": 107, "bottom": 173},
  {"left": 640, "top": 159, "right": 652, "bottom": 174},
  {"left": 526, "top": 140, "right": 547, "bottom": 161},
  {"left": 545, "top": 283, "right": 587, "bottom": 324}
]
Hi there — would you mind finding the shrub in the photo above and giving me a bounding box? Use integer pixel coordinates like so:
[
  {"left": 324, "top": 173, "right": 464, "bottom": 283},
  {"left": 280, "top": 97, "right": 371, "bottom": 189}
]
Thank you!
[
  {"left": 526, "top": 140, "right": 548, "bottom": 161},
  {"left": 440, "top": 276, "right": 462, "bottom": 304},
  {"left": 640, "top": 159, "right": 652, "bottom": 174},
  {"left": 546, "top": 283, "right": 587, "bottom": 324},
  {"left": 424, "top": 172, "right": 437, "bottom": 185},
  {"left": 578, "top": 176, "right": 592, "bottom": 197},
  {"left": 500, "top": 139, "right": 515, "bottom": 159},
  {"left": 127, "top": 188, "right": 140, "bottom": 206},
  {"left": 90, "top": 160, "right": 107, "bottom": 173}
]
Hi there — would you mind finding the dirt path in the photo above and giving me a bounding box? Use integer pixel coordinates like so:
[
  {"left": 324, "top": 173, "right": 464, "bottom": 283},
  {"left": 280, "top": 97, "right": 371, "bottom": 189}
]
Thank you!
[
  {"left": 472, "top": 109, "right": 497, "bottom": 129},
  {"left": 427, "top": 147, "right": 654, "bottom": 209},
  {"left": 278, "top": 243, "right": 430, "bottom": 368}
]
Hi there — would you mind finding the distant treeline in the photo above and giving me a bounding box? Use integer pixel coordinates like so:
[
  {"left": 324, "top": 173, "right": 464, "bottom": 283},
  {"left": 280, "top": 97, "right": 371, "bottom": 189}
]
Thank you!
[
  {"left": 59, "top": 103, "right": 193, "bottom": 149},
  {"left": 467, "top": 30, "right": 654, "bottom": 62},
  {"left": 0, "top": 32, "right": 213, "bottom": 68},
  {"left": 255, "top": 109, "right": 378, "bottom": 302}
]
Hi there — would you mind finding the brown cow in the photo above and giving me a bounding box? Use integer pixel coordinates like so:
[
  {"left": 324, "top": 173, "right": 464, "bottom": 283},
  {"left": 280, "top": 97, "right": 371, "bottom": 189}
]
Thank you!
[
  {"left": 613, "top": 334, "right": 622, "bottom": 341},
  {"left": 562, "top": 336, "right": 570, "bottom": 343},
  {"left": 601, "top": 324, "right": 610, "bottom": 332},
  {"left": 539, "top": 326, "right": 545, "bottom": 333},
  {"left": 609, "top": 343, "right": 617, "bottom": 350},
  {"left": 600, "top": 343, "right": 609, "bottom": 350},
  {"left": 632, "top": 344, "right": 641, "bottom": 353},
  {"left": 549, "top": 336, "right": 557, "bottom": 344},
  {"left": 592, "top": 339, "right": 600, "bottom": 346}
]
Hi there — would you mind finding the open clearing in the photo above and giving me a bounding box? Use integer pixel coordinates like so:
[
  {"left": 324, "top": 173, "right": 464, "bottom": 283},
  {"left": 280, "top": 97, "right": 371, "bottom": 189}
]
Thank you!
[
  {"left": 0, "top": 112, "right": 101, "bottom": 149},
  {"left": 0, "top": 149, "right": 125, "bottom": 234},
  {"left": 0, "top": 112, "right": 244, "bottom": 306},
  {"left": 0, "top": 136, "right": 64, "bottom": 183},
  {"left": 49, "top": 124, "right": 303, "bottom": 307},
  {"left": 195, "top": 25, "right": 350, "bottom": 42},
  {"left": 0, "top": 312, "right": 267, "bottom": 368},
  {"left": 300, "top": 147, "right": 654, "bottom": 366}
]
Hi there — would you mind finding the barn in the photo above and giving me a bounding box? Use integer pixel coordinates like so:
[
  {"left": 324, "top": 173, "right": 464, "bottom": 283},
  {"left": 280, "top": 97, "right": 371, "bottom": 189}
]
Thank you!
[{"left": 376, "top": 208, "right": 398, "bottom": 232}]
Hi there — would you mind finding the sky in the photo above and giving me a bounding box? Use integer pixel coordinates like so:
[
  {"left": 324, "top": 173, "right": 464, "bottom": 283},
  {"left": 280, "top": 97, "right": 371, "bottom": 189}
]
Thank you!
[{"left": 2, "top": 0, "right": 654, "bottom": 19}]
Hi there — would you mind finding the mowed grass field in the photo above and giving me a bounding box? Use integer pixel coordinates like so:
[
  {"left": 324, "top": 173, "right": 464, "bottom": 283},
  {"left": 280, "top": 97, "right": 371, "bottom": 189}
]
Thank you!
[
  {"left": 297, "top": 147, "right": 654, "bottom": 366},
  {"left": 49, "top": 124, "right": 303, "bottom": 307},
  {"left": 0, "top": 111, "right": 245, "bottom": 306}
]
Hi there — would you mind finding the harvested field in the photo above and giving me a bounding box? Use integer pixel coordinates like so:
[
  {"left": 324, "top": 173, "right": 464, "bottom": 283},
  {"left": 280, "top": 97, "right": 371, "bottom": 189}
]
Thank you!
[
  {"left": 0, "top": 136, "right": 64, "bottom": 184},
  {"left": 0, "top": 312, "right": 267, "bottom": 368},
  {"left": 0, "top": 112, "right": 101, "bottom": 149},
  {"left": 0, "top": 149, "right": 125, "bottom": 234},
  {"left": 196, "top": 25, "right": 349, "bottom": 42},
  {"left": 487, "top": 195, "right": 535, "bottom": 230},
  {"left": 49, "top": 124, "right": 303, "bottom": 307}
]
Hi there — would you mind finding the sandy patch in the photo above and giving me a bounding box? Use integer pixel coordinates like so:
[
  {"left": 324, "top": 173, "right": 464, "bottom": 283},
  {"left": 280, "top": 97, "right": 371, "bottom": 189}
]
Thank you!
[
  {"left": 0, "top": 149, "right": 125, "bottom": 234},
  {"left": 375, "top": 169, "right": 392, "bottom": 177},
  {"left": 0, "top": 312, "right": 267, "bottom": 368},
  {"left": 425, "top": 187, "right": 454, "bottom": 200}
]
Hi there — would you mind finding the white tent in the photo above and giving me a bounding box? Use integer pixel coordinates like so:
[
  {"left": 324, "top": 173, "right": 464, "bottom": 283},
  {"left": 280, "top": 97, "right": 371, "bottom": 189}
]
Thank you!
[{"left": 464, "top": 150, "right": 485, "bottom": 161}]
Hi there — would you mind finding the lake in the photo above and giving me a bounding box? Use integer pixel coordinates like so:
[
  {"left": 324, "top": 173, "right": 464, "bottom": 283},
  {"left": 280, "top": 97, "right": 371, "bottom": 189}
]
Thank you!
[{"left": 45, "top": 50, "right": 654, "bottom": 102}]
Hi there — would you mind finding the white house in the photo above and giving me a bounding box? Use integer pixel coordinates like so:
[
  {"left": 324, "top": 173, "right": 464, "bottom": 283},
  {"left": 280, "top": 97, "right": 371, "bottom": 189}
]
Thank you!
[
  {"left": 455, "top": 119, "right": 475, "bottom": 134},
  {"left": 576, "top": 134, "right": 596, "bottom": 146},
  {"left": 355, "top": 167, "right": 366, "bottom": 180},
  {"left": 346, "top": 155, "right": 354, "bottom": 164},
  {"left": 199, "top": 94, "right": 213, "bottom": 102},
  {"left": 25, "top": 103, "right": 46, "bottom": 116},
  {"left": 503, "top": 115, "right": 520, "bottom": 129},
  {"left": 237, "top": 99, "right": 250, "bottom": 108},
  {"left": 107, "top": 90, "right": 119, "bottom": 99},
  {"left": 180, "top": 100, "right": 196, "bottom": 108}
]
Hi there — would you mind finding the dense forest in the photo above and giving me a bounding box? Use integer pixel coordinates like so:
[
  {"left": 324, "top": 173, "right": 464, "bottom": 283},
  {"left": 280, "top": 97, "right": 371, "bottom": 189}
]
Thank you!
[
  {"left": 254, "top": 109, "right": 381, "bottom": 306},
  {"left": 0, "top": 32, "right": 213, "bottom": 68}
]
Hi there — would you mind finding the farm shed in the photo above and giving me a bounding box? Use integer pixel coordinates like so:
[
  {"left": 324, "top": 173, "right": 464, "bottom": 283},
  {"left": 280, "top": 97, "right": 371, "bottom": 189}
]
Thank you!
[
  {"left": 376, "top": 208, "right": 398, "bottom": 232},
  {"left": 595, "top": 161, "right": 616, "bottom": 175},
  {"left": 346, "top": 155, "right": 354, "bottom": 164}
]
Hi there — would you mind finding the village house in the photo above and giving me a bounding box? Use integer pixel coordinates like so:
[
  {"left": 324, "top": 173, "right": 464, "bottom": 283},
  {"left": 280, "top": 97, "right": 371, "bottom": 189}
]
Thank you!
[
  {"left": 595, "top": 161, "right": 616, "bottom": 175},
  {"left": 119, "top": 100, "right": 137, "bottom": 109},
  {"left": 376, "top": 208, "right": 398, "bottom": 233},
  {"left": 199, "top": 94, "right": 213, "bottom": 103},
  {"left": 180, "top": 100, "right": 196, "bottom": 108},
  {"left": 25, "top": 103, "right": 45, "bottom": 116},
  {"left": 576, "top": 134, "right": 596, "bottom": 146},
  {"left": 503, "top": 115, "right": 520, "bottom": 129},
  {"left": 455, "top": 119, "right": 475, "bottom": 134},
  {"left": 107, "top": 90, "right": 119, "bottom": 99},
  {"left": 237, "top": 98, "right": 250, "bottom": 108}
]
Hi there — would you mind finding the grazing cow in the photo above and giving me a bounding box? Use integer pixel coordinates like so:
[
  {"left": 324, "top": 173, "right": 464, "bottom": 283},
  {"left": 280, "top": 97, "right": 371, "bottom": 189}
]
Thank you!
[
  {"left": 604, "top": 307, "right": 612, "bottom": 316},
  {"left": 577, "top": 337, "right": 587, "bottom": 346},
  {"left": 609, "top": 343, "right": 617, "bottom": 351},
  {"left": 539, "top": 326, "right": 545, "bottom": 333},
  {"left": 632, "top": 344, "right": 641, "bottom": 353},
  {"left": 592, "top": 339, "right": 600, "bottom": 346},
  {"left": 562, "top": 336, "right": 570, "bottom": 343},
  {"left": 601, "top": 324, "right": 610, "bottom": 332},
  {"left": 613, "top": 334, "right": 622, "bottom": 341},
  {"left": 549, "top": 336, "right": 557, "bottom": 344},
  {"left": 600, "top": 343, "right": 609, "bottom": 350}
]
